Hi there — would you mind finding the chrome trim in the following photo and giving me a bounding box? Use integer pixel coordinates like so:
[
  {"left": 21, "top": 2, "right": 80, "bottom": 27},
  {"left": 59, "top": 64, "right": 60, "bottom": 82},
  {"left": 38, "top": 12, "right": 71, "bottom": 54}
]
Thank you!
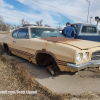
[{"left": 67, "top": 60, "right": 100, "bottom": 71}]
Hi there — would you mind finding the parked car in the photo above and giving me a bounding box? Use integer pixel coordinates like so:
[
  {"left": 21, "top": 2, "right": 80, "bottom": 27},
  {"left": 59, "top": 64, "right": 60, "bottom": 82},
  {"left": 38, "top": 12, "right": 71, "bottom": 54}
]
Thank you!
[
  {"left": 0, "top": 25, "right": 100, "bottom": 75},
  {"left": 61, "top": 23, "right": 100, "bottom": 42},
  {"left": 71, "top": 23, "right": 100, "bottom": 42}
]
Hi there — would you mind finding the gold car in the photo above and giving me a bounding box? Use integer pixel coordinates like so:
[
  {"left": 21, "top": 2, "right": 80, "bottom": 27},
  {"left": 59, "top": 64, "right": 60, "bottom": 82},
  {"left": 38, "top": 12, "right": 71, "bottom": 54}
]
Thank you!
[{"left": 0, "top": 26, "right": 100, "bottom": 75}]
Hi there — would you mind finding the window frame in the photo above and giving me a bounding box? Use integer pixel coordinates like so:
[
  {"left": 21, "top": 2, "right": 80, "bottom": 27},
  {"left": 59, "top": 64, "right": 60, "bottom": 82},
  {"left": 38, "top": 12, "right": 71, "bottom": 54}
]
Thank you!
[
  {"left": 12, "top": 30, "right": 19, "bottom": 39},
  {"left": 16, "top": 28, "right": 29, "bottom": 39},
  {"left": 30, "top": 27, "right": 64, "bottom": 38},
  {"left": 80, "top": 25, "right": 98, "bottom": 36}
]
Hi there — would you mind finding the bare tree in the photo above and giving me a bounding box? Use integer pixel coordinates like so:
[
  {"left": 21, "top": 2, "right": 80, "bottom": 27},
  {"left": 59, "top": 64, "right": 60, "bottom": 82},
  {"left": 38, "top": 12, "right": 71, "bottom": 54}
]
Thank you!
[
  {"left": 0, "top": 15, "right": 4, "bottom": 24},
  {"left": 0, "top": 15, "right": 21, "bottom": 31},
  {"left": 20, "top": 19, "right": 29, "bottom": 26},
  {"left": 44, "top": 24, "right": 51, "bottom": 27},
  {"left": 40, "top": 19, "right": 43, "bottom": 26},
  {"left": 9, "top": 24, "right": 21, "bottom": 30},
  {"left": 0, "top": 16, "right": 10, "bottom": 31},
  {"left": 0, "top": 23, "right": 10, "bottom": 31},
  {"left": 36, "top": 21, "right": 39, "bottom": 26},
  {"left": 36, "top": 19, "right": 43, "bottom": 26},
  {"left": 0, "top": 15, "right": 4, "bottom": 31}
]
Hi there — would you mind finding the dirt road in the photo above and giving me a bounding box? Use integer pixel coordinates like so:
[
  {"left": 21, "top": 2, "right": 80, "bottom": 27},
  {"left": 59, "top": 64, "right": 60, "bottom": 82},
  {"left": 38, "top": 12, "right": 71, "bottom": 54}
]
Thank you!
[{"left": 3, "top": 53, "right": 100, "bottom": 95}]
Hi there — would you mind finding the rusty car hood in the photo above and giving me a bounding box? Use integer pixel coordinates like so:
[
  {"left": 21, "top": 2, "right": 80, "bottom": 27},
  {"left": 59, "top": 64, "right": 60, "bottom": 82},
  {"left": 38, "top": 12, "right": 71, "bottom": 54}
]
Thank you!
[{"left": 40, "top": 37, "right": 100, "bottom": 50}]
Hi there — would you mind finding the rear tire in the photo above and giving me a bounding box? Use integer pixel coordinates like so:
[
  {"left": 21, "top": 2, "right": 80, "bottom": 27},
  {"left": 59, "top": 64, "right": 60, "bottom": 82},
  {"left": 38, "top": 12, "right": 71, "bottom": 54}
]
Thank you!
[
  {"left": 5, "top": 45, "right": 12, "bottom": 56},
  {"left": 5, "top": 45, "right": 8, "bottom": 55},
  {"left": 8, "top": 48, "right": 12, "bottom": 56}
]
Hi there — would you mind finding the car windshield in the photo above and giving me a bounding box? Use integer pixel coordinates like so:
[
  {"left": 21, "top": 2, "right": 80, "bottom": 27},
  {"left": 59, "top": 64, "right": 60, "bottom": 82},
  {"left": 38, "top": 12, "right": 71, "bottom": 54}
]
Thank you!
[{"left": 31, "top": 28, "right": 64, "bottom": 38}]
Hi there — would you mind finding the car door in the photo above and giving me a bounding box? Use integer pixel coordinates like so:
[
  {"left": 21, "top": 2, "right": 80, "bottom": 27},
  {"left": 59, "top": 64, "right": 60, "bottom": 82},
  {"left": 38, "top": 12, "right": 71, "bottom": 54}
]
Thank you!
[
  {"left": 12, "top": 28, "right": 30, "bottom": 60},
  {"left": 11, "top": 29, "right": 18, "bottom": 54}
]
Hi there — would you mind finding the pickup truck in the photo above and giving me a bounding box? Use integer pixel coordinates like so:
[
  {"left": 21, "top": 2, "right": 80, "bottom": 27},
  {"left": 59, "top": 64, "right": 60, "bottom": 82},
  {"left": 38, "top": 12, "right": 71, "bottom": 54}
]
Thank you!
[
  {"left": 71, "top": 23, "right": 100, "bottom": 42},
  {"left": 1, "top": 25, "right": 100, "bottom": 75}
]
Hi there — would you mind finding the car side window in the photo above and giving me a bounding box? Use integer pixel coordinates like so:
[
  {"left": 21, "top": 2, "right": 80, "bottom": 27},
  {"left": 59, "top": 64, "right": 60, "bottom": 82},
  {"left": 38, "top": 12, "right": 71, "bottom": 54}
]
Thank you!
[
  {"left": 17, "top": 28, "right": 29, "bottom": 39},
  {"left": 12, "top": 30, "right": 18, "bottom": 38},
  {"left": 81, "top": 26, "right": 97, "bottom": 34}
]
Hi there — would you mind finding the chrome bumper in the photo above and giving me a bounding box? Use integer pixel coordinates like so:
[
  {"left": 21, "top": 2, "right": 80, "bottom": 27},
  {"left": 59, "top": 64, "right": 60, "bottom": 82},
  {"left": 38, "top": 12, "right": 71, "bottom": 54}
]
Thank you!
[{"left": 67, "top": 60, "right": 100, "bottom": 71}]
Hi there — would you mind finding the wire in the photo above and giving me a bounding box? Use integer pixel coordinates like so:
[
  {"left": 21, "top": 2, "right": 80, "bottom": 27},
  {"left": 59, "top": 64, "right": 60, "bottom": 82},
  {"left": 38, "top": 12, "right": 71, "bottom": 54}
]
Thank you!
[
  {"left": 83, "top": 0, "right": 100, "bottom": 17},
  {"left": 32, "top": 0, "right": 87, "bottom": 18}
]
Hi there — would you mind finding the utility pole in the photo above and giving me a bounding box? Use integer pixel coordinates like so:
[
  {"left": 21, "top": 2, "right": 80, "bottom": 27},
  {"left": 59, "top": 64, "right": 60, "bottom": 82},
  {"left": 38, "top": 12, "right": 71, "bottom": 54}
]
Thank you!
[
  {"left": 86, "top": 0, "right": 90, "bottom": 23},
  {"left": 59, "top": 22, "right": 60, "bottom": 30},
  {"left": 89, "top": 15, "right": 93, "bottom": 24}
]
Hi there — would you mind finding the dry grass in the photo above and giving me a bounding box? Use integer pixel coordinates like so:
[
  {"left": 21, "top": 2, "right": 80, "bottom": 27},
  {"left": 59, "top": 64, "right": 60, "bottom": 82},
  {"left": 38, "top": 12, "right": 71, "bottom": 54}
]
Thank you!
[
  {"left": 0, "top": 56, "right": 64, "bottom": 100},
  {"left": 65, "top": 92, "right": 99, "bottom": 100},
  {"left": 0, "top": 31, "right": 9, "bottom": 34},
  {"left": 12, "top": 63, "right": 35, "bottom": 89},
  {"left": 0, "top": 45, "right": 5, "bottom": 56}
]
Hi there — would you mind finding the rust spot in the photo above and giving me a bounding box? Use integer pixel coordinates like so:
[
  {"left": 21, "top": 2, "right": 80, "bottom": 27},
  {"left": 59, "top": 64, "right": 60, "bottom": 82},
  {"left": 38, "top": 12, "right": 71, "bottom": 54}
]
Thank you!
[
  {"left": 40, "top": 37, "right": 79, "bottom": 43},
  {"left": 45, "top": 42, "right": 47, "bottom": 50}
]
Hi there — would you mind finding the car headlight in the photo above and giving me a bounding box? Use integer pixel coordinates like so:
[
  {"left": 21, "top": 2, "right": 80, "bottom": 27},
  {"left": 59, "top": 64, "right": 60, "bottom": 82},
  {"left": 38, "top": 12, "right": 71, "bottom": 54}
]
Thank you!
[
  {"left": 76, "top": 53, "right": 82, "bottom": 62},
  {"left": 83, "top": 52, "right": 89, "bottom": 60}
]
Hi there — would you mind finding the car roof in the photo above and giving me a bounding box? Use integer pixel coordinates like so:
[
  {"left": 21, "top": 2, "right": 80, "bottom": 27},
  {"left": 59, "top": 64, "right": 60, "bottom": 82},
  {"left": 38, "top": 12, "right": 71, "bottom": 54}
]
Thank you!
[
  {"left": 12, "top": 26, "right": 56, "bottom": 32},
  {"left": 28, "top": 26, "right": 56, "bottom": 29},
  {"left": 72, "top": 23, "right": 97, "bottom": 26}
]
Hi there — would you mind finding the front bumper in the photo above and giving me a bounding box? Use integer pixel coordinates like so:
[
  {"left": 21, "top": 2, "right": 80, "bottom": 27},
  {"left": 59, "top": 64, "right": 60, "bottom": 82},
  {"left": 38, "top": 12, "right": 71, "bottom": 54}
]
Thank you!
[{"left": 67, "top": 60, "right": 100, "bottom": 71}]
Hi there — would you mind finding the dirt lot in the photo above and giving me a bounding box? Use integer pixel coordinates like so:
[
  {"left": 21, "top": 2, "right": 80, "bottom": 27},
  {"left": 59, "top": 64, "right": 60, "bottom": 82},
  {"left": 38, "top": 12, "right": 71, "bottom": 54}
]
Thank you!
[{"left": 1, "top": 46, "right": 100, "bottom": 100}]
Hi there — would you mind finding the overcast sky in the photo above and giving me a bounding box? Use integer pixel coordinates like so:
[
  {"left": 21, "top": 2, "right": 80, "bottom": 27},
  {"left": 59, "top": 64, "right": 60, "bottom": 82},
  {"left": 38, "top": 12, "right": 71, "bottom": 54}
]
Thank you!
[{"left": 0, "top": 0, "right": 100, "bottom": 29}]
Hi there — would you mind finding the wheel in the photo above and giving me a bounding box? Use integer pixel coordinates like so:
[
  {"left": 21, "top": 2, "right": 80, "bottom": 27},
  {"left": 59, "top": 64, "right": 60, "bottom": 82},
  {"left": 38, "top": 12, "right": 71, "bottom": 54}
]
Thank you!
[
  {"left": 5, "top": 45, "right": 8, "bottom": 55},
  {"left": 46, "top": 62, "right": 60, "bottom": 76},
  {"left": 6, "top": 45, "right": 12, "bottom": 56},
  {"left": 46, "top": 65, "right": 55, "bottom": 76},
  {"left": 8, "top": 48, "right": 12, "bottom": 56}
]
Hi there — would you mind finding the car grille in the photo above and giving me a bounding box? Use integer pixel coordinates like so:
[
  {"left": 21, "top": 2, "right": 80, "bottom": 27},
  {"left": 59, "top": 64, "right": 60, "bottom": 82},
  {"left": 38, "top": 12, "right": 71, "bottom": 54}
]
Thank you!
[{"left": 91, "top": 51, "right": 100, "bottom": 60}]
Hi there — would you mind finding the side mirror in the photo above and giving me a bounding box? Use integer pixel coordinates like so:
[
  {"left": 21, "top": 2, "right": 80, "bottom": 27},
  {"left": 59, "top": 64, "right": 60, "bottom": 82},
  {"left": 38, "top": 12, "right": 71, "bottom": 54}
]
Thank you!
[{"left": 95, "top": 16, "right": 100, "bottom": 21}]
